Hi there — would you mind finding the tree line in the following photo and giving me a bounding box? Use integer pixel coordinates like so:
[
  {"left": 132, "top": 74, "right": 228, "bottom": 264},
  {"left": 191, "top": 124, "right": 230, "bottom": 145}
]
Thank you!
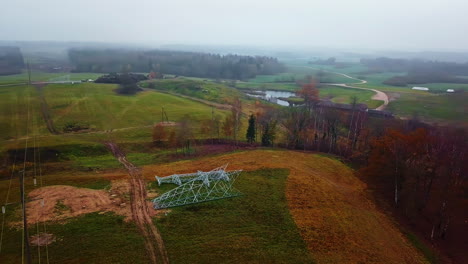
[
  {"left": 361, "top": 123, "right": 467, "bottom": 245},
  {"left": 361, "top": 57, "right": 468, "bottom": 86},
  {"left": 68, "top": 49, "right": 285, "bottom": 80},
  {"left": 0, "top": 46, "right": 25, "bottom": 75},
  {"left": 95, "top": 72, "right": 147, "bottom": 94}
]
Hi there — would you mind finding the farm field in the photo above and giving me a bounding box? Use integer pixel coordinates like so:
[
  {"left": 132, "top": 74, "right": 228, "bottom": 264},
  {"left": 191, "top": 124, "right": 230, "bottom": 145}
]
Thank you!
[
  {"left": 386, "top": 92, "right": 468, "bottom": 122},
  {"left": 287, "top": 65, "right": 354, "bottom": 83},
  {"left": 246, "top": 72, "right": 305, "bottom": 83},
  {"left": 236, "top": 81, "right": 299, "bottom": 91},
  {"left": 279, "top": 62, "right": 468, "bottom": 123},
  {"left": 319, "top": 86, "right": 383, "bottom": 108},
  {"left": 0, "top": 71, "right": 102, "bottom": 85},
  {"left": 0, "top": 84, "right": 45, "bottom": 140},
  {"left": 43, "top": 83, "right": 225, "bottom": 132},
  {"left": 420, "top": 83, "right": 468, "bottom": 92},
  {"left": 141, "top": 78, "right": 243, "bottom": 105},
  {"left": 0, "top": 82, "right": 230, "bottom": 147}
]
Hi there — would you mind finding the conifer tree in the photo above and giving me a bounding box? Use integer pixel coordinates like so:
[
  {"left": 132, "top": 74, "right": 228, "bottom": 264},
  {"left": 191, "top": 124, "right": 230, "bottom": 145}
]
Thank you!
[{"left": 246, "top": 114, "right": 256, "bottom": 143}]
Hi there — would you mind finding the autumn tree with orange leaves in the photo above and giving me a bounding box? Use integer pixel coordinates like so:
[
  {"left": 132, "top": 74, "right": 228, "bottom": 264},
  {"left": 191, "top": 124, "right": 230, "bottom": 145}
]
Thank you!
[{"left": 296, "top": 80, "right": 319, "bottom": 111}]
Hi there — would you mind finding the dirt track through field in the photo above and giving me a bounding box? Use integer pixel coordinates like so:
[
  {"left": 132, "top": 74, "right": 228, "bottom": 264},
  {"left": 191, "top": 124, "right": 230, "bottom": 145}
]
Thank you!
[
  {"left": 34, "top": 84, "right": 59, "bottom": 134},
  {"left": 105, "top": 142, "right": 169, "bottom": 264},
  {"left": 143, "top": 88, "right": 233, "bottom": 111},
  {"left": 298, "top": 66, "right": 389, "bottom": 110}
]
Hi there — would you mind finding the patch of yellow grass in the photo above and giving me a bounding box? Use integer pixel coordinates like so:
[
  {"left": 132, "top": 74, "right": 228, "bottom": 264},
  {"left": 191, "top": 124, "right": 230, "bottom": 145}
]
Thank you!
[{"left": 143, "top": 150, "right": 427, "bottom": 264}]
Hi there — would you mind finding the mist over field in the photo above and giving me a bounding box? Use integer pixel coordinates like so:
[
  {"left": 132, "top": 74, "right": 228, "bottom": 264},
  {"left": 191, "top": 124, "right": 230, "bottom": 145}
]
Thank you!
[{"left": 1, "top": 0, "right": 468, "bottom": 51}]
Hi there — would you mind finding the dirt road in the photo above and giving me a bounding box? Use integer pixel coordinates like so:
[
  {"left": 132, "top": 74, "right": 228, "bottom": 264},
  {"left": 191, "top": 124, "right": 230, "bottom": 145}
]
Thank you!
[
  {"left": 34, "top": 84, "right": 60, "bottom": 134},
  {"left": 105, "top": 142, "right": 169, "bottom": 264},
  {"left": 298, "top": 66, "right": 389, "bottom": 110},
  {"left": 333, "top": 83, "right": 389, "bottom": 110}
]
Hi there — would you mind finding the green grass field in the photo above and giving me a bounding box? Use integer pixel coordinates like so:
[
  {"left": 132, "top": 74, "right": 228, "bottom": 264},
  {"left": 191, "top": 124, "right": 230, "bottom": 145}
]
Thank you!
[
  {"left": 153, "top": 168, "right": 313, "bottom": 264},
  {"left": 387, "top": 92, "right": 467, "bottom": 122},
  {"left": 0, "top": 81, "right": 231, "bottom": 157},
  {"left": 353, "top": 72, "right": 468, "bottom": 93},
  {"left": 44, "top": 82, "right": 226, "bottom": 131},
  {"left": 141, "top": 78, "right": 243, "bottom": 104},
  {"left": 0, "top": 212, "right": 148, "bottom": 264},
  {"left": 2, "top": 82, "right": 228, "bottom": 135},
  {"left": 0, "top": 71, "right": 102, "bottom": 85},
  {"left": 319, "top": 86, "right": 383, "bottom": 108},
  {"left": 236, "top": 81, "right": 299, "bottom": 91},
  {"left": 293, "top": 63, "right": 368, "bottom": 75},
  {"left": 0, "top": 85, "right": 45, "bottom": 140},
  {"left": 284, "top": 65, "right": 467, "bottom": 122},
  {"left": 420, "top": 83, "right": 468, "bottom": 92},
  {"left": 286, "top": 65, "right": 353, "bottom": 83},
  {"left": 246, "top": 73, "right": 305, "bottom": 83}
]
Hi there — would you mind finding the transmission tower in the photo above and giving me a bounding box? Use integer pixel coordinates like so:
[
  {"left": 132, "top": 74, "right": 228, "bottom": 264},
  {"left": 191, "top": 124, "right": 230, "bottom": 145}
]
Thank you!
[{"left": 153, "top": 165, "right": 242, "bottom": 209}]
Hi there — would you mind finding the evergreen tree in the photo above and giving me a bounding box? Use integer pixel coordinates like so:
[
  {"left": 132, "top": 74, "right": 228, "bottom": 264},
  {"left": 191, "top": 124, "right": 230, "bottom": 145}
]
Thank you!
[
  {"left": 246, "top": 114, "right": 256, "bottom": 143},
  {"left": 261, "top": 121, "right": 277, "bottom": 147}
]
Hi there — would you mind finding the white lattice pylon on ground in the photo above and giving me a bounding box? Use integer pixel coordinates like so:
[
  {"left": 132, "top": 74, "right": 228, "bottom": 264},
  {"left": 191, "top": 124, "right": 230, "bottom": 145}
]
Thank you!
[
  {"left": 155, "top": 164, "right": 228, "bottom": 186},
  {"left": 152, "top": 166, "right": 241, "bottom": 210}
]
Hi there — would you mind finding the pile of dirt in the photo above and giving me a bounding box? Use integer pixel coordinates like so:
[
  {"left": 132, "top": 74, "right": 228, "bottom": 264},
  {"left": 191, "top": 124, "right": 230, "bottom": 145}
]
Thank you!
[
  {"left": 30, "top": 233, "right": 56, "bottom": 246},
  {"left": 26, "top": 184, "right": 125, "bottom": 223},
  {"left": 24, "top": 180, "right": 158, "bottom": 224}
]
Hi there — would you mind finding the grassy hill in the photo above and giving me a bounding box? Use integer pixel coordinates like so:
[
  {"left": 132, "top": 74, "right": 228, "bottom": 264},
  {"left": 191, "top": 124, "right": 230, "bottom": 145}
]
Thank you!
[
  {"left": 0, "top": 82, "right": 231, "bottom": 149},
  {"left": 0, "top": 149, "right": 429, "bottom": 263},
  {"left": 143, "top": 150, "right": 428, "bottom": 264}
]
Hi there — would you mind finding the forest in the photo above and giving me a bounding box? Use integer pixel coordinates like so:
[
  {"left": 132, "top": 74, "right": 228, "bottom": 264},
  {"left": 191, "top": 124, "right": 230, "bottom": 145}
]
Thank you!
[
  {"left": 361, "top": 57, "right": 468, "bottom": 86},
  {"left": 0, "top": 46, "right": 25, "bottom": 75},
  {"left": 68, "top": 49, "right": 286, "bottom": 80}
]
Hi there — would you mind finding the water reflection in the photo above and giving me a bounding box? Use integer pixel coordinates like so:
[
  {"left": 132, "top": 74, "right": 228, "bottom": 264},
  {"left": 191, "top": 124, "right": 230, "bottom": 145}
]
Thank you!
[{"left": 245, "top": 90, "right": 296, "bottom": 106}]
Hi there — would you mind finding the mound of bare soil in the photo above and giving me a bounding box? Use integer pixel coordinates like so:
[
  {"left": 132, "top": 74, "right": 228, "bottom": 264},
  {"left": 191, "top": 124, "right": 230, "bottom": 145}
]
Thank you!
[
  {"left": 30, "top": 233, "right": 56, "bottom": 246},
  {"left": 24, "top": 180, "right": 158, "bottom": 224}
]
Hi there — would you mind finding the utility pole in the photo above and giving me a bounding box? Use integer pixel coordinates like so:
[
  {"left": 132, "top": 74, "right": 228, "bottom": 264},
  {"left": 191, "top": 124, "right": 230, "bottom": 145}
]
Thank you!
[
  {"left": 211, "top": 106, "right": 214, "bottom": 144},
  {"left": 27, "top": 62, "right": 32, "bottom": 85},
  {"left": 19, "top": 170, "right": 32, "bottom": 264},
  {"left": 161, "top": 107, "right": 168, "bottom": 123}
]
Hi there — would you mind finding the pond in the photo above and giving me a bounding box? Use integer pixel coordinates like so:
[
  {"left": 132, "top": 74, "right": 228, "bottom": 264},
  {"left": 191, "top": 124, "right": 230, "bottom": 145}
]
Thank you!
[{"left": 245, "top": 90, "right": 296, "bottom": 106}]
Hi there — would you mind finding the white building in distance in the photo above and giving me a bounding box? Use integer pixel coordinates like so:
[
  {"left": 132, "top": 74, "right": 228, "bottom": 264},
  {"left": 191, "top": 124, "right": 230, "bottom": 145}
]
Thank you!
[{"left": 412, "top": 87, "right": 429, "bottom": 91}]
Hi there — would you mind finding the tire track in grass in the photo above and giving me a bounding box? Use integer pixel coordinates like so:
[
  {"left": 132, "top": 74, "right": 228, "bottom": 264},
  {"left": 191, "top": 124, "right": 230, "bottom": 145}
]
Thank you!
[
  {"left": 34, "top": 84, "right": 59, "bottom": 134},
  {"left": 105, "top": 142, "right": 169, "bottom": 264}
]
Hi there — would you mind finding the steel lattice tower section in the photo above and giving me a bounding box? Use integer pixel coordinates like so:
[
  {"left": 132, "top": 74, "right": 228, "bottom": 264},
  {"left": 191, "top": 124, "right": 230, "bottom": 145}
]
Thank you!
[{"left": 152, "top": 165, "right": 242, "bottom": 209}]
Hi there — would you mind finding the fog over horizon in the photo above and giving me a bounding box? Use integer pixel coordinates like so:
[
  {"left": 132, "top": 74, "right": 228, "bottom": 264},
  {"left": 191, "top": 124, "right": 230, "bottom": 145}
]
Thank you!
[{"left": 1, "top": 0, "right": 468, "bottom": 52}]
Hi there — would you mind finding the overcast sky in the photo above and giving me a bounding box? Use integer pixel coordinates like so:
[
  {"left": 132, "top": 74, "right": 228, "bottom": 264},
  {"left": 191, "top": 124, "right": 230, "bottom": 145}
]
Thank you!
[{"left": 1, "top": 0, "right": 467, "bottom": 51}]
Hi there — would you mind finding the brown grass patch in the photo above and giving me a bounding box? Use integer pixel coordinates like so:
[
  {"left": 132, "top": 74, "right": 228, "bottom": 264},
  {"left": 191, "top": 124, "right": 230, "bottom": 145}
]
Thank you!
[{"left": 142, "top": 150, "right": 427, "bottom": 264}]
